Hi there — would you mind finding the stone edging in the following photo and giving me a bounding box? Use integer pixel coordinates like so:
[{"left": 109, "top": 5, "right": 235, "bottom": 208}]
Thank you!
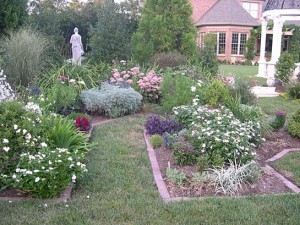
[
  {"left": 0, "top": 119, "right": 115, "bottom": 203},
  {"left": 143, "top": 130, "right": 300, "bottom": 202},
  {"left": 266, "top": 148, "right": 300, "bottom": 193}
]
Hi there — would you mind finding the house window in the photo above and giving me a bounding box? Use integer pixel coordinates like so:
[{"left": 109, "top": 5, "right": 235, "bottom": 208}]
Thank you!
[
  {"left": 197, "top": 32, "right": 205, "bottom": 48},
  {"left": 231, "top": 33, "right": 247, "bottom": 55},
  {"left": 217, "top": 32, "right": 226, "bottom": 54},
  {"left": 242, "top": 2, "right": 258, "bottom": 19}
]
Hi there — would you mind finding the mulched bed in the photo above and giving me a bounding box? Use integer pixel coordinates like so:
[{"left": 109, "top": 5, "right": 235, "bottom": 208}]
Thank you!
[{"left": 154, "top": 129, "right": 300, "bottom": 198}]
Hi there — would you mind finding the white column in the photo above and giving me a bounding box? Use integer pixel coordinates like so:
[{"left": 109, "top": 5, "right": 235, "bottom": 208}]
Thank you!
[
  {"left": 270, "top": 16, "right": 284, "bottom": 64},
  {"left": 268, "top": 16, "right": 284, "bottom": 79},
  {"left": 258, "top": 18, "right": 268, "bottom": 77}
]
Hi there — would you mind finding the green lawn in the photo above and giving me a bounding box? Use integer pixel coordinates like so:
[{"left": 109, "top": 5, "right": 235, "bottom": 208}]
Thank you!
[
  {"left": 1, "top": 115, "right": 300, "bottom": 225},
  {"left": 219, "top": 64, "right": 266, "bottom": 85},
  {"left": 271, "top": 151, "right": 300, "bottom": 186},
  {"left": 258, "top": 97, "right": 300, "bottom": 118}
]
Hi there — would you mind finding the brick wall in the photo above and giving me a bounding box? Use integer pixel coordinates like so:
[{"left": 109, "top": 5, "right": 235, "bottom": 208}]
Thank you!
[{"left": 190, "top": 0, "right": 218, "bottom": 22}]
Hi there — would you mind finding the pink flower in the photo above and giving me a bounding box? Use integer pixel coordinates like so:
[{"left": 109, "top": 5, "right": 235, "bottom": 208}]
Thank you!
[
  {"left": 113, "top": 72, "right": 120, "bottom": 78},
  {"left": 123, "top": 74, "right": 130, "bottom": 79},
  {"left": 127, "top": 79, "right": 133, "bottom": 84}
]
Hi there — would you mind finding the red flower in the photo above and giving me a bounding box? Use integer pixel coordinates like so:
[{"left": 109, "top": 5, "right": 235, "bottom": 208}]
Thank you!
[{"left": 75, "top": 116, "right": 90, "bottom": 132}]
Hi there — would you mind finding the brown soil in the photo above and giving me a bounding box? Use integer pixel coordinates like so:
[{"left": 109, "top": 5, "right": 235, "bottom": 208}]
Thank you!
[{"left": 154, "top": 129, "right": 300, "bottom": 198}]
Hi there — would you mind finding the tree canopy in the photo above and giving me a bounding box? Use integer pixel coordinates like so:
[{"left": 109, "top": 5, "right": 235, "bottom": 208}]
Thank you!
[
  {"left": 0, "top": 0, "right": 28, "bottom": 35},
  {"left": 131, "top": 0, "right": 197, "bottom": 63}
]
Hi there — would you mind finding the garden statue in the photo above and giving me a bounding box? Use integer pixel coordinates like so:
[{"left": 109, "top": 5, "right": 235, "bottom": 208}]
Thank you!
[{"left": 70, "top": 27, "right": 84, "bottom": 66}]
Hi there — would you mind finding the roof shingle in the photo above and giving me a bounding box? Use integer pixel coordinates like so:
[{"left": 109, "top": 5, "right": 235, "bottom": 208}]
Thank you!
[{"left": 195, "top": 0, "right": 260, "bottom": 27}]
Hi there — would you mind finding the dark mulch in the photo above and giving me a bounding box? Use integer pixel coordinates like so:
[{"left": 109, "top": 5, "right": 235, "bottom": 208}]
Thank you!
[{"left": 154, "top": 130, "right": 300, "bottom": 198}]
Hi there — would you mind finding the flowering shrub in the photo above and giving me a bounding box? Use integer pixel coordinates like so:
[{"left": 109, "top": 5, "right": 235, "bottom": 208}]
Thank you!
[
  {"left": 0, "top": 69, "right": 15, "bottom": 103},
  {"left": 0, "top": 101, "right": 51, "bottom": 186},
  {"left": 11, "top": 147, "right": 87, "bottom": 198},
  {"left": 173, "top": 102, "right": 263, "bottom": 166},
  {"left": 137, "top": 70, "right": 163, "bottom": 102},
  {"left": 110, "top": 68, "right": 135, "bottom": 88},
  {"left": 75, "top": 116, "right": 91, "bottom": 132},
  {"left": 145, "top": 115, "right": 183, "bottom": 135},
  {"left": 0, "top": 101, "right": 91, "bottom": 197}
]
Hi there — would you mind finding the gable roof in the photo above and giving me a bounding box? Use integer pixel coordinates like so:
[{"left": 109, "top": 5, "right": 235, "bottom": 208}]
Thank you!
[{"left": 195, "top": 0, "right": 260, "bottom": 27}]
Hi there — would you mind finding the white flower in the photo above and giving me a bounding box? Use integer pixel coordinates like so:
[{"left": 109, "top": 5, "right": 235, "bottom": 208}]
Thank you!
[
  {"left": 13, "top": 124, "right": 18, "bottom": 130},
  {"left": 22, "top": 129, "right": 27, "bottom": 135},
  {"left": 35, "top": 177, "right": 40, "bottom": 182},
  {"left": 191, "top": 86, "right": 196, "bottom": 92},
  {"left": 2, "top": 138, "right": 9, "bottom": 144},
  {"left": 78, "top": 80, "right": 85, "bottom": 85},
  {"left": 40, "top": 142, "right": 47, "bottom": 148},
  {"left": 12, "top": 174, "right": 16, "bottom": 179},
  {"left": 26, "top": 171, "right": 33, "bottom": 175},
  {"left": 174, "top": 111, "right": 178, "bottom": 115},
  {"left": 72, "top": 174, "right": 76, "bottom": 183},
  {"left": 86, "top": 195, "right": 90, "bottom": 199},
  {"left": 3, "top": 147, "right": 10, "bottom": 152},
  {"left": 69, "top": 164, "right": 74, "bottom": 168},
  {"left": 16, "top": 168, "right": 20, "bottom": 173}
]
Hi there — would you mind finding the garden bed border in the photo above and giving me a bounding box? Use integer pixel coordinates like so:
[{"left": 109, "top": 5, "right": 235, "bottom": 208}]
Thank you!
[{"left": 143, "top": 130, "right": 300, "bottom": 203}]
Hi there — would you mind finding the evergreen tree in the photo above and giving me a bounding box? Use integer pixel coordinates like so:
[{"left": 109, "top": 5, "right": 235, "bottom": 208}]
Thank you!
[
  {"left": 131, "top": 0, "right": 197, "bottom": 63},
  {"left": 0, "top": 0, "right": 28, "bottom": 35}
]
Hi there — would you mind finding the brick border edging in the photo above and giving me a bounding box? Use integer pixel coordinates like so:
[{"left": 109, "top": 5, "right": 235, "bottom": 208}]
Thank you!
[
  {"left": 266, "top": 148, "right": 300, "bottom": 193},
  {"left": 143, "top": 131, "right": 171, "bottom": 201},
  {"left": 0, "top": 119, "right": 115, "bottom": 203},
  {"left": 143, "top": 130, "right": 300, "bottom": 202}
]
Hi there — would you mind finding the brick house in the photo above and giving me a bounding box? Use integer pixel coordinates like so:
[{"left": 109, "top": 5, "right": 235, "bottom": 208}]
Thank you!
[{"left": 190, "top": 0, "right": 265, "bottom": 62}]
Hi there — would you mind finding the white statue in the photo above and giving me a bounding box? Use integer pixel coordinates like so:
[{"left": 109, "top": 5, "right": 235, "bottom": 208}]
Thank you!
[{"left": 70, "top": 27, "right": 84, "bottom": 66}]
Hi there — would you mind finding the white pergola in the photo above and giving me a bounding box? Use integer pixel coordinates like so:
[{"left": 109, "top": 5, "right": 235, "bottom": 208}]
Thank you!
[{"left": 257, "top": 9, "right": 300, "bottom": 84}]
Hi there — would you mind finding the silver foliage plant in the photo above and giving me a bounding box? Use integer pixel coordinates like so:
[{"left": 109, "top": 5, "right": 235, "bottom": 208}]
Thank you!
[
  {"left": 81, "top": 83, "right": 143, "bottom": 118},
  {"left": 0, "top": 69, "right": 15, "bottom": 103},
  {"left": 209, "top": 160, "right": 261, "bottom": 196}
]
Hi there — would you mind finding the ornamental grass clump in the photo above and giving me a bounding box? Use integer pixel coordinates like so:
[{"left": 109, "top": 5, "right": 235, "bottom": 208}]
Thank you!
[{"left": 210, "top": 160, "right": 260, "bottom": 196}]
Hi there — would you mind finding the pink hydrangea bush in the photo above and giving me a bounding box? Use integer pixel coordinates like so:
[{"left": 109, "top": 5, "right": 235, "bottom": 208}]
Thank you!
[{"left": 137, "top": 70, "right": 163, "bottom": 102}]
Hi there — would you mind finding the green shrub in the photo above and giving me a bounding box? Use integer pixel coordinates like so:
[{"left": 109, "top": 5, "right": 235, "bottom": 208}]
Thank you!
[
  {"left": 40, "top": 81, "right": 77, "bottom": 115},
  {"left": 160, "top": 71, "right": 200, "bottom": 111},
  {"left": 288, "top": 109, "right": 300, "bottom": 137},
  {"left": 204, "top": 79, "right": 229, "bottom": 106},
  {"left": 287, "top": 120, "right": 300, "bottom": 137},
  {"left": 275, "top": 52, "right": 296, "bottom": 83},
  {"left": 228, "top": 81, "right": 257, "bottom": 105},
  {"left": 287, "top": 82, "right": 300, "bottom": 99},
  {"left": 150, "top": 52, "right": 187, "bottom": 68},
  {"left": 0, "top": 28, "right": 51, "bottom": 88},
  {"left": 80, "top": 83, "right": 142, "bottom": 118},
  {"left": 150, "top": 134, "right": 163, "bottom": 148}
]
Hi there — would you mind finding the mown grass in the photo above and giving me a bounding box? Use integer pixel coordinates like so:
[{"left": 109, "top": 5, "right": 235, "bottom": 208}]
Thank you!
[
  {"left": 0, "top": 115, "right": 300, "bottom": 225},
  {"left": 219, "top": 64, "right": 266, "bottom": 85},
  {"left": 258, "top": 97, "right": 300, "bottom": 118},
  {"left": 271, "top": 151, "right": 300, "bottom": 186}
]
